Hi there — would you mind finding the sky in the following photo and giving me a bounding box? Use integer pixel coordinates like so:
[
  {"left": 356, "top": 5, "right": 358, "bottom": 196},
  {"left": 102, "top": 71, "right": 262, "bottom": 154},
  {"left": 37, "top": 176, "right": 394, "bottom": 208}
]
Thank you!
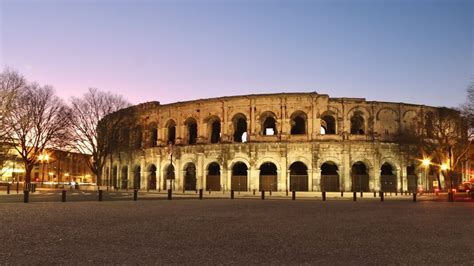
[{"left": 0, "top": 0, "right": 472, "bottom": 107}]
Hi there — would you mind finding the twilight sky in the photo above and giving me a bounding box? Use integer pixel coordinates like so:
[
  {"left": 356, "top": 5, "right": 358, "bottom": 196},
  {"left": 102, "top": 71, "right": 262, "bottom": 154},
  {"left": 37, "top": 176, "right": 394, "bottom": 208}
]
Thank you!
[{"left": 0, "top": 0, "right": 472, "bottom": 107}]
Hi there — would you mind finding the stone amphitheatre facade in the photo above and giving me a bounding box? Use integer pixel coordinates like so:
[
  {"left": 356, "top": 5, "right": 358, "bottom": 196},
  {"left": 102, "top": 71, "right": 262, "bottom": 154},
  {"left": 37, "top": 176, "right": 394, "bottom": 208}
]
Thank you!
[{"left": 101, "top": 92, "right": 439, "bottom": 193}]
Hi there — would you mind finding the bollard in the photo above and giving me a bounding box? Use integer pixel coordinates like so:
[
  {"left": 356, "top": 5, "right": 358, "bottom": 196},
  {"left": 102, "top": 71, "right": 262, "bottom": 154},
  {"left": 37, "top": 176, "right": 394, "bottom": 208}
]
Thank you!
[
  {"left": 413, "top": 193, "right": 416, "bottom": 202},
  {"left": 98, "top": 190, "right": 103, "bottom": 201},
  {"left": 395, "top": 191, "right": 398, "bottom": 196},
  {"left": 322, "top": 191, "right": 326, "bottom": 201},
  {"left": 360, "top": 191, "right": 363, "bottom": 198},
  {"left": 7, "top": 184, "right": 10, "bottom": 194},
  {"left": 341, "top": 191, "right": 343, "bottom": 197},
  {"left": 373, "top": 191, "right": 376, "bottom": 198},
  {"left": 380, "top": 191, "right": 384, "bottom": 202},
  {"left": 61, "top": 190, "right": 67, "bottom": 202},
  {"left": 209, "top": 189, "right": 211, "bottom": 195},
  {"left": 231, "top": 190, "right": 234, "bottom": 199},
  {"left": 286, "top": 189, "right": 288, "bottom": 196},
  {"left": 183, "top": 188, "right": 185, "bottom": 194},
  {"left": 223, "top": 189, "right": 225, "bottom": 195},
  {"left": 24, "top": 190, "right": 29, "bottom": 203},
  {"left": 195, "top": 189, "right": 198, "bottom": 194},
  {"left": 16, "top": 182, "right": 19, "bottom": 194},
  {"left": 199, "top": 189, "right": 203, "bottom": 200},
  {"left": 134, "top": 189, "right": 138, "bottom": 201},
  {"left": 261, "top": 190, "right": 265, "bottom": 200},
  {"left": 270, "top": 190, "right": 272, "bottom": 196},
  {"left": 292, "top": 190, "right": 296, "bottom": 200},
  {"left": 353, "top": 192, "right": 357, "bottom": 201},
  {"left": 253, "top": 189, "right": 256, "bottom": 196},
  {"left": 167, "top": 189, "right": 172, "bottom": 200}
]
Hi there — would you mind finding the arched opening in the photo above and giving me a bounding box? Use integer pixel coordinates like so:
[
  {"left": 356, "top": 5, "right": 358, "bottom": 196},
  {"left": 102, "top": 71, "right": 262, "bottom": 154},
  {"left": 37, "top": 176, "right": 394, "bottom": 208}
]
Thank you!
[
  {"left": 184, "top": 163, "right": 197, "bottom": 191},
  {"left": 185, "top": 118, "right": 198, "bottom": 145},
  {"left": 259, "top": 162, "right": 277, "bottom": 191},
  {"left": 261, "top": 112, "right": 277, "bottom": 136},
  {"left": 206, "top": 163, "right": 221, "bottom": 191},
  {"left": 121, "top": 166, "right": 128, "bottom": 189},
  {"left": 233, "top": 114, "right": 247, "bottom": 143},
  {"left": 321, "top": 162, "right": 340, "bottom": 191},
  {"left": 380, "top": 163, "right": 396, "bottom": 192},
  {"left": 165, "top": 164, "right": 175, "bottom": 190},
  {"left": 321, "top": 115, "right": 336, "bottom": 134},
  {"left": 350, "top": 112, "right": 365, "bottom": 135},
  {"left": 289, "top": 162, "right": 308, "bottom": 191},
  {"left": 167, "top": 120, "right": 176, "bottom": 144},
  {"left": 351, "top": 162, "right": 369, "bottom": 192},
  {"left": 133, "top": 166, "right": 141, "bottom": 189},
  {"left": 149, "top": 123, "right": 158, "bottom": 147},
  {"left": 290, "top": 113, "right": 306, "bottom": 135},
  {"left": 112, "top": 166, "right": 118, "bottom": 189},
  {"left": 148, "top": 164, "right": 157, "bottom": 190},
  {"left": 210, "top": 120, "right": 221, "bottom": 144},
  {"left": 407, "top": 165, "right": 417, "bottom": 192},
  {"left": 231, "top": 162, "right": 248, "bottom": 191}
]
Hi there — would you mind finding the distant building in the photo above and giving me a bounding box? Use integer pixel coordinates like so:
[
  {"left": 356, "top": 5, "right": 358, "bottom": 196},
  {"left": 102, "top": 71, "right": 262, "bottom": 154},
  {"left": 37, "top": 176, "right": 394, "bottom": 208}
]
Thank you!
[{"left": 0, "top": 148, "right": 94, "bottom": 184}]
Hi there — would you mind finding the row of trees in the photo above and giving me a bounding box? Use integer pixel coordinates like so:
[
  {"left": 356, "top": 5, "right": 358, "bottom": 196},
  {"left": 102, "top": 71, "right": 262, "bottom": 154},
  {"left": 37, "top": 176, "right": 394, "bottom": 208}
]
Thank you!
[{"left": 0, "top": 68, "right": 130, "bottom": 186}]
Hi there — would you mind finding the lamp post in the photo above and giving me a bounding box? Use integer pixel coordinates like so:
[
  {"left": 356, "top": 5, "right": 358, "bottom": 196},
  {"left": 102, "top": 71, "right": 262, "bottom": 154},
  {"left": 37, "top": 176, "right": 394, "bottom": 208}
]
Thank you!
[{"left": 422, "top": 159, "right": 430, "bottom": 192}]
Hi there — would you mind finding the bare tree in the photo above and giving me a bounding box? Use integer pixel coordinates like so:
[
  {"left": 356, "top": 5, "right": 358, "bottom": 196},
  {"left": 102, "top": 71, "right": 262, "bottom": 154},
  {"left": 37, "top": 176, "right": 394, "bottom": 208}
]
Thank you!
[
  {"left": 0, "top": 69, "right": 25, "bottom": 175},
  {"left": 3, "top": 83, "right": 71, "bottom": 185},
  {"left": 460, "top": 82, "right": 474, "bottom": 139},
  {"left": 69, "top": 88, "right": 130, "bottom": 186}
]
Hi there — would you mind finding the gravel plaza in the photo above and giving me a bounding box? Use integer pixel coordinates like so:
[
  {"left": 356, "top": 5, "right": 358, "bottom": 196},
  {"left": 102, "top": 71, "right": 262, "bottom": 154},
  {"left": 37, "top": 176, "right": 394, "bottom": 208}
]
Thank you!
[{"left": 0, "top": 195, "right": 473, "bottom": 265}]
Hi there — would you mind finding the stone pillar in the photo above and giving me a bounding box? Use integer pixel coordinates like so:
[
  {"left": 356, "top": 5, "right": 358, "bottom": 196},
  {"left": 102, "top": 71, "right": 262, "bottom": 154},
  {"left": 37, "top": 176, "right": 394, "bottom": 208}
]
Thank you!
[
  {"left": 307, "top": 169, "right": 314, "bottom": 191},
  {"left": 181, "top": 170, "right": 186, "bottom": 190},
  {"left": 372, "top": 166, "right": 379, "bottom": 192},
  {"left": 314, "top": 168, "right": 321, "bottom": 192},
  {"left": 175, "top": 158, "right": 181, "bottom": 190},
  {"left": 343, "top": 152, "right": 351, "bottom": 191},
  {"left": 140, "top": 159, "right": 146, "bottom": 190},
  {"left": 286, "top": 170, "right": 291, "bottom": 191},
  {"left": 156, "top": 155, "right": 162, "bottom": 191},
  {"left": 249, "top": 169, "right": 260, "bottom": 191},
  {"left": 226, "top": 169, "right": 232, "bottom": 191},
  {"left": 197, "top": 154, "right": 204, "bottom": 189}
]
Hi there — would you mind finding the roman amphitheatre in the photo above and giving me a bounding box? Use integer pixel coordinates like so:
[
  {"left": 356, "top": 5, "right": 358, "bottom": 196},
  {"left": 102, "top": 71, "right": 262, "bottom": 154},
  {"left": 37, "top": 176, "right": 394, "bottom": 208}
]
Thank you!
[{"left": 100, "top": 92, "right": 441, "bottom": 193}]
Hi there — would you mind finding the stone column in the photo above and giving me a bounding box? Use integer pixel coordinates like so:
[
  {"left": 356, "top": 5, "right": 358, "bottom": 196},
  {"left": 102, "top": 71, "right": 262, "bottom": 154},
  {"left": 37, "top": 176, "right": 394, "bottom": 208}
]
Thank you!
[
  {"left": 140, "top": 159, "right": 146, "bottom": 190},
  {"left": 226, "top": 169, "right": 232, "bottom": 191},
  {"left": 175, "top": 158, "right": 181, "bottom": 190},
  {"left": 307, "top": 169, "right": 314, "bottom": 191},
  {"left": 181, "top": 170, "right": 186, "bottom": 190},
  {"left": 314, "top": 168, "right": 321, "bottom": 192},
  {"left": 286, "top": 170, "right": 291, "bottom": 191},
  {"left": 371, "top": 166, "right": 379, "bottom": 192},
  {"left": 343, "top": 152, "right": 351, "bottom": 191},
  {"left": 197, "top": 154, "right": 204, "bottom": 190}
]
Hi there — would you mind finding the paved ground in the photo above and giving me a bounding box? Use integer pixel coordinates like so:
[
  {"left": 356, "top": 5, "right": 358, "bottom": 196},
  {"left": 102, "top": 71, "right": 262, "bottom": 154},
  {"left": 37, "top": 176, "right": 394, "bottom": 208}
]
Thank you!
[{"left": 0, "top": 199, "right": 473, "bottom": 265}]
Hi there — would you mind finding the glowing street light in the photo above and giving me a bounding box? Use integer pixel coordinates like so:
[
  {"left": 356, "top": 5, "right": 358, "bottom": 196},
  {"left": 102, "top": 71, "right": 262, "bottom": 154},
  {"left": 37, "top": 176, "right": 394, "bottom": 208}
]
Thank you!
[{"left": 441, "top": 164, "right": 448, "bottom": 171}]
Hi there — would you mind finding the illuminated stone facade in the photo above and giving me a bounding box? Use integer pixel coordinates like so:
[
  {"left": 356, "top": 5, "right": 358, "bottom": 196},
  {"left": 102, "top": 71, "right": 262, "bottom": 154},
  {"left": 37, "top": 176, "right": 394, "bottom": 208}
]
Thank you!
[{"left": 101, "top": 92, "right": 445, "bottom": 192}]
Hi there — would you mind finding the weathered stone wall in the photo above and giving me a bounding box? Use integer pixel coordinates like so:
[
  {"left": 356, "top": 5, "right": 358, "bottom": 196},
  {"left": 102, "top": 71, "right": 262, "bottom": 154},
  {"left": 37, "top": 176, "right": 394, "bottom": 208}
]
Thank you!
[{"left": 101, "top": 92, "right": 440, "bottom": 192}]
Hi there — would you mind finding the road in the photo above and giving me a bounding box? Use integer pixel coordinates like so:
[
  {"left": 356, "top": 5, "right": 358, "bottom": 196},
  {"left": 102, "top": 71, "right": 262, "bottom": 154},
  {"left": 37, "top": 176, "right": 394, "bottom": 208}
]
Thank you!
[{"left": 0, "top": 199, "right": 473, "bottom": 264}]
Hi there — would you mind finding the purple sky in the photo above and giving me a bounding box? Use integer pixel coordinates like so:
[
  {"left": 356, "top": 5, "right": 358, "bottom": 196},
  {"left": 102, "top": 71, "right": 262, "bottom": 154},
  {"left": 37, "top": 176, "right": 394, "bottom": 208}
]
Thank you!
[{"left": 1, "top": 0, "right": 472, "bottom": 107}]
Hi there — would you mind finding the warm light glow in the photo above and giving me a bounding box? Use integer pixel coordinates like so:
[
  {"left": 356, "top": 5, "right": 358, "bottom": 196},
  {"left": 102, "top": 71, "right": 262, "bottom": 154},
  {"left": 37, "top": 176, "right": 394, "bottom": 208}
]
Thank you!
[
  {"left": 422, "top": 159, "right": 430, "bottom": 167},
  {"left": 64, "top": 173, "right": 69, "bottom": 177},
  {"left": 38, "top": 154, "right": 49, "bottom": 162},
  {"left": 49, "top": 172, "right": 54, "bottom": 176},
  {"left": 441, "top": 164, "right": 448, "bottom": 171}
]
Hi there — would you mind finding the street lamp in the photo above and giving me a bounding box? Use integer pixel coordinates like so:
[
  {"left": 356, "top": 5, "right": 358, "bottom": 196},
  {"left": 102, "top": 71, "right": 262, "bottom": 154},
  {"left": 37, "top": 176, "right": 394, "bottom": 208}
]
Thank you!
[{"left": 422, "top": 159, "right": 430, "bottom": 192}]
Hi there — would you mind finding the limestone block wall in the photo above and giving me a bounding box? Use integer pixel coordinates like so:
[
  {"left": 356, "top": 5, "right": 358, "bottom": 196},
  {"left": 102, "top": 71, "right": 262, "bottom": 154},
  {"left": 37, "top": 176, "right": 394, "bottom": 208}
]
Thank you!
[{"left": 100, "top": 92, "right": 443, "bottom": 192}]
